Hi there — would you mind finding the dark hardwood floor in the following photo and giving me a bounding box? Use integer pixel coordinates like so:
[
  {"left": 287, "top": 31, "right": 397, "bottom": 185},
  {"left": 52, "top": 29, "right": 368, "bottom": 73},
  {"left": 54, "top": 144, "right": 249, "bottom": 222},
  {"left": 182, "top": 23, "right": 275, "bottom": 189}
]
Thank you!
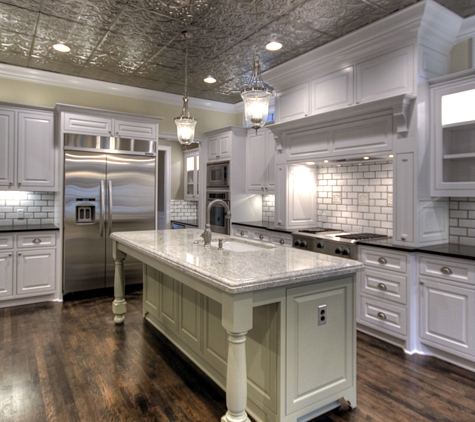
[{"left": 1, "top": 288, "right": 475, "bottom": 422}]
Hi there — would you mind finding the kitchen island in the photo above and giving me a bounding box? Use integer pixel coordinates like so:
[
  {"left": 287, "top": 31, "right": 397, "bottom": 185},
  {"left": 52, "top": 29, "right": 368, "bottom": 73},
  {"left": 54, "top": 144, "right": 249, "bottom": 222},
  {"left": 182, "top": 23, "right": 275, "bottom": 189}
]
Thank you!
[{"left": 111, "top": 229, "right": 364, "bottom": 422}]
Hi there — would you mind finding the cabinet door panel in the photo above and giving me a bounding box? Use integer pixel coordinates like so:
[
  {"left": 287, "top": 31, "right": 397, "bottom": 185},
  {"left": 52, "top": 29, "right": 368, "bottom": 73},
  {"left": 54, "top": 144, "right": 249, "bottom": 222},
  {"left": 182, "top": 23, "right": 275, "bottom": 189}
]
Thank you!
[
  {"left": 17, "top": 112, "right": 55, "bottom": 188},
  {"left": 0, "top": 108, "right": 15, "bottom": 187},
  {"left": 16, "top": 249, "right": 56, "bottom": 295},
  {"left": 420, "top": 277, "right": 475, "bottom": 357},
  {"left": 64, "top": 113, "right": 112, "bottom": 135},
  {"left": 394, "top": 153, "right": 414, "bottom": 242},
  {"left": 287, "top": 164, "right": 317, "bottom": 228},
  {"left": 286, "top": 278, "right": 354, "bottom": 414},
  {"left": 178, "top": 283, "right": 202, "bottom": 352},
  {"left": 311, "top": 67, "right": 354, "bottom": 114},
  {"left": 276, "top": 83, "right": 309, "bottom": 123},
  {"left": 159, "top": 273, "right": 179, "bottom": 332},
  {"left": 0, "top": 252, "right": 14, "bottom": 298},
  {"left": 246, "top": 130, "right": 267, "bottom": 192},
  {"left": 114, "top": 119, "right": 157, "bottom": 140},
  {"left": 356, "top": 46, "right": 414, "bottom": 103}
]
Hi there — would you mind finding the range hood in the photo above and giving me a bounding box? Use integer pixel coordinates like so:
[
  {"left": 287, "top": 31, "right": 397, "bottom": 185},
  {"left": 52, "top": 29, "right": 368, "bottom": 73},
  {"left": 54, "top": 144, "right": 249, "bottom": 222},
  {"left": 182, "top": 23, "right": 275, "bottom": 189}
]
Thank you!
[{"left": 268, "top": 94, "right": 415, "bottom": 152}]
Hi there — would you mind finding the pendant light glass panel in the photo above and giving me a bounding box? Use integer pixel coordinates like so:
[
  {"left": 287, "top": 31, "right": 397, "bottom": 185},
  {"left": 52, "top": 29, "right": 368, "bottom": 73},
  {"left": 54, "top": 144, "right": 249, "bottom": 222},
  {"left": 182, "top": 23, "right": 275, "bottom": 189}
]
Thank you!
[{"left": 241, "top": 88, "right": 272, "bottom": 131}]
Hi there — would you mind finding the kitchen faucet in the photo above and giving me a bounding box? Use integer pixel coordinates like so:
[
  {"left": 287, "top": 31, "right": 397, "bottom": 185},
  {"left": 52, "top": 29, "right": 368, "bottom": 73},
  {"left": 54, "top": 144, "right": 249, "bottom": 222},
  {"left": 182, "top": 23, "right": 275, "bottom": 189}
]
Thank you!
[{"left": 202, "top": 199, "right": 231, "bottom": 246}]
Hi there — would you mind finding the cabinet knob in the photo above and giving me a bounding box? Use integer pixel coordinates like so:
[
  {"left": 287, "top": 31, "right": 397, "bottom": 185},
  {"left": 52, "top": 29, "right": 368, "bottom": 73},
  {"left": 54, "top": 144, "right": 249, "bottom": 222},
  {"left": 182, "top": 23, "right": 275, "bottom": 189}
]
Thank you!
[
  {"left": 440, "top": 267, "right": 452, "bottom": 275},
  {"left": 33, "top": 238, "right": 41, "bottom": 244},
  {"left": 240, "top": 231, "right": 244, "bottom": 236},
  {"left": 401, "top": 236, "right": 407, "bottom": 241},
  {"left": 378, "top": 257, "right": 387, "bottom": 265},
  {"left": 280, "top": 239, "right": 285, "bottom": 245},
  {"left": 259, "top": 234, "right": 264, "bottom": 240},
  {"left": 377, "top": 283, "right": 387, "bottom": 291},
  {"left": 377, "top": 312, "right": 386, "bottom": 320},
  {"left": 18, "top": 253, "right": 22, "bottom": 256},
  {"left": 420, "top": 281, "right": 424, "bottom": 285}
]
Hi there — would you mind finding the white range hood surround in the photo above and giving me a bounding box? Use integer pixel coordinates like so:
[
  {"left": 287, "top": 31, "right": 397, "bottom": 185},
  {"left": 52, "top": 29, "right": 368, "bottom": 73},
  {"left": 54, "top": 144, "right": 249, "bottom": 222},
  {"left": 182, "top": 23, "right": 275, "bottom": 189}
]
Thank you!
[{"left": 268, "top": 93, "right": 416, "bottom": 153}]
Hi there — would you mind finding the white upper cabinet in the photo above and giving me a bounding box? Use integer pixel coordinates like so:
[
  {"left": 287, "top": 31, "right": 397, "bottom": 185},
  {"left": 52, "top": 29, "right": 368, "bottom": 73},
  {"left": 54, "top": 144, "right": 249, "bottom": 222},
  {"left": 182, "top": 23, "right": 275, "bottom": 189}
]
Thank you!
[
  {"left": 430, "top": 73, "right": 475, "bottom": 196},
  {"left": 274, "top": 46, "right": 414, "bottom": 124},
  {"left": 184, "top": 148, "right": 199, "bottom": 201},
  {"left": 356, "top": 46, "right": 414, "bottom": 104},
  {"left": 246, "top": 128, "right": 275, "bottom": 193},
  {"left": 63, "top": 112, "right": 158, "bottom": 140},
  {"left": 208, "top": 132, "right": 231, "bottom": 161},
  {"left": 275, "top": 83, "right": 309, "bottom": 123},
  {"left": 310, "top": 66, "right": 354, "bottom": 114},
  {"left": 0, "top": 105, "right": 56, "bottom": 191}
]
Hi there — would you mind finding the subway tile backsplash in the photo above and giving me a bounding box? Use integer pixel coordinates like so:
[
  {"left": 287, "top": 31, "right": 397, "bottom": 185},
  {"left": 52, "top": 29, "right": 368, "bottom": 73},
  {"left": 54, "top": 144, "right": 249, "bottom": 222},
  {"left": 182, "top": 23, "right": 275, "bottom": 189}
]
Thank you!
[
  {"left": 449, "top": 198, "right": 475, "bottom": 246},
  {"left": 317, "top": 161, "right": 393, "bottom": 236},
  {"left": 170, "top": 199, "right": 198, "bottom": 221},
  {"left": 262, "top": 194, "right": 275, "bottom": 223},
  {"left": 0, "top": 191, "right": 58, "bottom": 226}
]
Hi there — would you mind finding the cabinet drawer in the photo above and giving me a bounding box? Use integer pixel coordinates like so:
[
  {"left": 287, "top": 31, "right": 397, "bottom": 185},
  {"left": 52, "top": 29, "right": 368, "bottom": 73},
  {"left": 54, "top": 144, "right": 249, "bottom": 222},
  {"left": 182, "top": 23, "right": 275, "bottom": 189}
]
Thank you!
[
  {"left": 0, "top": 235, "right": 14, "bottom": 250},
  {"left": 359, "top": 247, "right": 408, "bottom": 274},
  {"left": 270, "top": 233, "right": 292, "bottom": 247},
  {"left": 64, "top": 113, "right": 112, "bottom": 135},
  {"left": 252, "top": 230, "right": 270, "bottom": 243},
  {"left": 419, "top": 255, "right": 474, "bottom": 286},
  {"left": 17, "top": 232, "right": 56, "bottom": 248},
  {"left": 233, "top": 227, "right": 251, "bottom": 239},
  {"left": 361, "top": 269, "right": 407, "bottom": 305},
  {"left": 360, "top": 295, "right": 407, "bottom": 337}
]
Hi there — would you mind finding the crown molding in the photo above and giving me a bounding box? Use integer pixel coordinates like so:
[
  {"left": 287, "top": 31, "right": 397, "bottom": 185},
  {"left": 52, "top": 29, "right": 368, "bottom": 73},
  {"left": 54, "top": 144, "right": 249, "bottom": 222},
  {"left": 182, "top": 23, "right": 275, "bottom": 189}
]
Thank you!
[{"left": 0, "top": 63, "right": 240, "bottom": 114}]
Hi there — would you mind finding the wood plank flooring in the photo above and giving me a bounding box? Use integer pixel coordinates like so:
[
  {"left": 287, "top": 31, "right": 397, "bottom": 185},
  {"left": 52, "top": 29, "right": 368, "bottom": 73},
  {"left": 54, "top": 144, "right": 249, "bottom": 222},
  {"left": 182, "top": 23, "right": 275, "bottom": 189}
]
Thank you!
[{"left": 1, "top": 288, "right": 475, "bottom": 422}]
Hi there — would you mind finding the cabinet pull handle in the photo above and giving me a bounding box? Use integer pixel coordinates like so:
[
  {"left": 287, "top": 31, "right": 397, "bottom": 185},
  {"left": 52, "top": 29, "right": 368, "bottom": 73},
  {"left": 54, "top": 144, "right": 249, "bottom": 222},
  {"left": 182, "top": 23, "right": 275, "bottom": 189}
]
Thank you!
[
  {"left": 240, "top": 231, "right": 244, "bottom": 236},
  {"left": 420, "top": 281, "right": 424, "bottom": 285},
  {"left": 33, "top": 238, "right": 41, "bottom": 244},
  {"left": 401, "top": 236, "right": 407, "bottom": 241},
  {"left": 18, "top": 253, "right": 22, "bottom": 256},
  {"left": 280, "top": 239, "right": 285, "bottom": 245},
  {"left": 378, "top": 257, "right": 387, "bottom": 265},
  {"left": 377, "top": 312, "right": 386, "bottom": 320},
  {"left": 259, "top": 234, "right": 264, "bottom": 240},
  {"left": 440, "top": 267, "right": 452, "bottom": 275},
  {"left": 377, "top": 283, "right": 387, "bottom": 290}
]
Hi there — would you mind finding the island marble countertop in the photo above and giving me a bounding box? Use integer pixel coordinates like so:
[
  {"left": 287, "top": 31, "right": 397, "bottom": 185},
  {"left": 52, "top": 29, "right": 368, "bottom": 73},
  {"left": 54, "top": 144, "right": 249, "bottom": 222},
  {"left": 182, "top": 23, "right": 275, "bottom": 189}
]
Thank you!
[{"left": 111, "top": 229, "right": 364, "bottom": 294}]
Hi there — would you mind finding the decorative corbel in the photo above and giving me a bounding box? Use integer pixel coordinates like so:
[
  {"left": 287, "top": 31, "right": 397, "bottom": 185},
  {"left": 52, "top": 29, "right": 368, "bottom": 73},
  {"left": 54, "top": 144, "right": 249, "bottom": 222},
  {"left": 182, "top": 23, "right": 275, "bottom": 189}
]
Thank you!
[{"left": 393, "top": 94, "right": 416, "bottom": 138}]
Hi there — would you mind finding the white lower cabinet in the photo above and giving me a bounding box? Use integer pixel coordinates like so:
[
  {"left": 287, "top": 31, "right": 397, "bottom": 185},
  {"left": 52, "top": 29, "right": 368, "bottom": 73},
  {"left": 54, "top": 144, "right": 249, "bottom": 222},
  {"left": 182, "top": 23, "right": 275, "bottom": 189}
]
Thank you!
[
  {"left": 232, "top": 224, "right": 292, "bottom": 247},
  {"left": 357, "top": 246, "right": 412, "bottom": 345},
  {"left": 143, "top": 266, "right": 356, "bottom": 421},
  {"left": 419, "top": 254, "right": 475, "bottom": 359},
  {"left": 0, "top": 231, "right": 58, "bottom": 305}
]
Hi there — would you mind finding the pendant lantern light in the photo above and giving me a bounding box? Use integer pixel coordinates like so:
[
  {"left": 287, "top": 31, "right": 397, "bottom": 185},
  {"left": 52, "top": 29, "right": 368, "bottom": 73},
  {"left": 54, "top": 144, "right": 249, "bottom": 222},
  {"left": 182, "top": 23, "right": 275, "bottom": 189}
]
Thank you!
[
  {"left": 241, "top": 1, "right": 273, "bottom": 132},
  {"left": 175, "top": 31, "right": 197, "bottom": 145}
]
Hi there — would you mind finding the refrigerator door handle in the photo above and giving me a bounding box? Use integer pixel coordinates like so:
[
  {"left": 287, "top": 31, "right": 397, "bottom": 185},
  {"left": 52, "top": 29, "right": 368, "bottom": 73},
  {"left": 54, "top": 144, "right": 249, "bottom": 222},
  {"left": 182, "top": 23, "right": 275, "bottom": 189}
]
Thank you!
[
  {"left": 100, "top": 180, "right": 105, "bottom": 237},
  {"left": 108, "top": 180, "right": 113, "bottom": 236}
]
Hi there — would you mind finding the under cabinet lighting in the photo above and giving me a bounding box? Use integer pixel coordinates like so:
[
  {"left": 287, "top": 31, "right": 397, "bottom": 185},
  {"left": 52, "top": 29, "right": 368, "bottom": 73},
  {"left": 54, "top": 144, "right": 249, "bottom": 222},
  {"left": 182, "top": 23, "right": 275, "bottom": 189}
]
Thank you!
[
  {"left": 363, "top": 156, "right": 370, "bottom": 160},
  {"left": 305, "top": 161, "right": 315, "bottom": 166},
  {"left": 388, "top": 154, "right": 394, "bottom": 158},
  {"left": 323, "top": 159, "right": 329, "bottom": 163}
]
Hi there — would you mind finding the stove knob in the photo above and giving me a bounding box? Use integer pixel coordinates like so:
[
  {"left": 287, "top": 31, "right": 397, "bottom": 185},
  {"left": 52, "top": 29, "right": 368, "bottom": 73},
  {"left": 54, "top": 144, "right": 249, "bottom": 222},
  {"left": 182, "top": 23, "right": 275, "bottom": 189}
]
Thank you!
[
  {"left": 294, "top": 240, "right": 301, "bottom": 247},
  {"left": 316, "top": 242, "right": 324, "bottom": 249},
  {"left": 335, "top": 248, "right": 342, "bottom": 254},
  {"left": 301, "top": 240, "right": 307, "bottom": 248},
  {"left": 342, "top": 249, "right": 350, "bottom": 256}
]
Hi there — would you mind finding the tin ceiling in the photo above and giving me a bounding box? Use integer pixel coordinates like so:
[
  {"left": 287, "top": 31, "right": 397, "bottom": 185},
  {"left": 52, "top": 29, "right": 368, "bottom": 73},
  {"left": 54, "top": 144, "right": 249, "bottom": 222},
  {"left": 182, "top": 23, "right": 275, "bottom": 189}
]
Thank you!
[{"left": 0, "top": 0, "right": 474, "bottom": 104}]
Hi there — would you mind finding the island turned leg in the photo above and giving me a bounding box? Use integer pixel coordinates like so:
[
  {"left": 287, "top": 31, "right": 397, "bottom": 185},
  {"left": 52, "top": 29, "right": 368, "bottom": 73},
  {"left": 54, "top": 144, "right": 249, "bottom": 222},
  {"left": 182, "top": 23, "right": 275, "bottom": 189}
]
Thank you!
[
  {"left": 221, "top": 293, "right": 253, "bottom": 422},
  {"left": 112, "top": 240, "right": 127, "bottom": 324}
]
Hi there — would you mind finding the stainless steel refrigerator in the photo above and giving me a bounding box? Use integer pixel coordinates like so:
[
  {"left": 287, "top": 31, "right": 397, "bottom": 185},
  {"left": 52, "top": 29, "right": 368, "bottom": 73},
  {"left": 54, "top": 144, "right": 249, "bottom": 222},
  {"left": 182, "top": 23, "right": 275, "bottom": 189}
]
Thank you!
[{"left": 63, "top": 134, "right": 156, "bottom": 294}]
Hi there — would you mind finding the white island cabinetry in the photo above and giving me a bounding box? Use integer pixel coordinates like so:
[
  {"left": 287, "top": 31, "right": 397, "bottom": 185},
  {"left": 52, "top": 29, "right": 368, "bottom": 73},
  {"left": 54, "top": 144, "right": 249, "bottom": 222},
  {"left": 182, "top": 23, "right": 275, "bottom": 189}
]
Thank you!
[{"left": 111, "top": 229, "right": 362, "bottom": 422}]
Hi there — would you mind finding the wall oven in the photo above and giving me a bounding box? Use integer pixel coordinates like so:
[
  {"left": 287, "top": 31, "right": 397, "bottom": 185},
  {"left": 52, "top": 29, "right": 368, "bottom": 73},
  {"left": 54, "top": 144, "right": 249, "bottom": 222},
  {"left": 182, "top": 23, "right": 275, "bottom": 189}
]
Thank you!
[
  {"left": 207, "top": 190, "right": 230, "bottom": 235},
  {"left": 207, "top": 161, "right": 229, "bottom": 188}
]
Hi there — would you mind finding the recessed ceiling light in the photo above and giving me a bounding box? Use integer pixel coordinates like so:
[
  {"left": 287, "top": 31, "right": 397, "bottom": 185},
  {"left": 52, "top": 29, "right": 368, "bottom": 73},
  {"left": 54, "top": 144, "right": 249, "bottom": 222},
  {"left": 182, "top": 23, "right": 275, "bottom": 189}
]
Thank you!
[
  {"left": 204, "top": 75, "right": 216, "bottom": 84},
  {"left": 266, "top": 40, "right": 282, "bottom": 51},
  {"left": 323, "top": 159, "right": 329, "bottom": 164},
  {"left": 388, "top": 154, "right": 394, "bottom": 158},
  {"left": 53, "top": 43, "right": 70, "bottom": 53},
  {"left": 363, "top": 156, "right": 370, "bottom": 160}
]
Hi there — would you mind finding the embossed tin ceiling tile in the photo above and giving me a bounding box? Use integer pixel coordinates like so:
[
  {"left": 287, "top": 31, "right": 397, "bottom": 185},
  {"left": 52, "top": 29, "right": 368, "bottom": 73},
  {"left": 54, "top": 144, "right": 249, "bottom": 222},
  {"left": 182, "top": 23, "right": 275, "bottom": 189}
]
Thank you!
[
  {"left": 39, "top": 0, "right": 88, "bottom": 21},
  {"left": 76, "top": 0, "right": 129, "bottom": 31},
  {"left": 31, "top": 37, "right": 90, "bottom": 66},
  {"left": 123, "top": 75, "right": 169, "bottom": 90},
  {"left": 0, "top": 3, "right": 38, "bottom": 35},
  {"left": 0, "top": 50, "right": 29, "bottom": 66},
  {"left": 437, "top": 0, "right": 475, "bottom": 18},
  {"left": 0, "top": 30, "right": 32, "bottom": 54},
  {"left": 137, "top": 0, "right": 213, "bottom": 21},
  {"left": 0, "top": 0, "right": 41, "bottom": 11},
  {"left": 79, "top": 65, "right": 130, "bottom": 84},
  {"left": 28, "top": 57, "right": 84, "bottom": 76}
]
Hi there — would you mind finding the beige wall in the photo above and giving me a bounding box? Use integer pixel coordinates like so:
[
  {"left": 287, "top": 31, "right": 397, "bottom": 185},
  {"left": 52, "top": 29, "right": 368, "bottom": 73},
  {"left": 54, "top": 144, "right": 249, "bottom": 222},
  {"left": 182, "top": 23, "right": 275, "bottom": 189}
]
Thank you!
[
  {"left": 0, "top": 76, "right": 241, "bottom": 200},
  {"left": 450, "top": 38, "right": 473, "bottom": 73}
]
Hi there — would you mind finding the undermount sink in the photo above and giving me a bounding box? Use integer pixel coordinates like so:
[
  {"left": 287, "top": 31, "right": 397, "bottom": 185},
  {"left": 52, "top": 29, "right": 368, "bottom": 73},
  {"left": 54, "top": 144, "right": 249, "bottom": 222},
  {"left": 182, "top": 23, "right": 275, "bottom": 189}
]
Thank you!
[{"left": 210, "top": 238, "right": 275, "bottom": 252}]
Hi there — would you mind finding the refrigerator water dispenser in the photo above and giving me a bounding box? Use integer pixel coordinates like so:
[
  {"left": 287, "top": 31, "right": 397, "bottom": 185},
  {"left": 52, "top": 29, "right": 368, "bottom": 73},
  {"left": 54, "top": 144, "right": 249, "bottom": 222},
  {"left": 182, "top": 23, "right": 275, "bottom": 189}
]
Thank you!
[{"left": 76, "top": 205, "right": 95, "bottom": 223}]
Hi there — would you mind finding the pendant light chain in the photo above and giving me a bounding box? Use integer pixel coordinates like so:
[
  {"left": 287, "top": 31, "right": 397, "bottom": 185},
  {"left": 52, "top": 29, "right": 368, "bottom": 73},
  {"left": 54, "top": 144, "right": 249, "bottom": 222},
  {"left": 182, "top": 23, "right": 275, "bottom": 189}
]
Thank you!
[{"left": 184, "top": 34, "right": 188, "bottom": 96}]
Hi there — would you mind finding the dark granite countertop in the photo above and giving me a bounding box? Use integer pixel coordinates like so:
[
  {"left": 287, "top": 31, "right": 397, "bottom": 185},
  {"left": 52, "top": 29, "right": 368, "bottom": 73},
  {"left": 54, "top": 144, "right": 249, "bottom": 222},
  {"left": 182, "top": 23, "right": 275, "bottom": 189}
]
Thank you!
[
  {"left": 232, "top": 221, "right": 293, "bottom": 234},
  {"left": 171, "top": 219, "right": 199, "bottom": 227},
  {"left": 0, "top": 224, "right": 60, "bottom": 233},
  {"left": 357, "top": 238, "right": 475, "bottom": 261}
]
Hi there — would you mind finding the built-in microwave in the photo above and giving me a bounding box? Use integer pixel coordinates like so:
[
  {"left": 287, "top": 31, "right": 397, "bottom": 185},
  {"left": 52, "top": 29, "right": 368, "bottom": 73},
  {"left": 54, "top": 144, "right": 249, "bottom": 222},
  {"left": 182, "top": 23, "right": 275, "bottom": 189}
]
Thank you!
[{"left": 207, "top": 161, "right": 229, "bottom": 188}]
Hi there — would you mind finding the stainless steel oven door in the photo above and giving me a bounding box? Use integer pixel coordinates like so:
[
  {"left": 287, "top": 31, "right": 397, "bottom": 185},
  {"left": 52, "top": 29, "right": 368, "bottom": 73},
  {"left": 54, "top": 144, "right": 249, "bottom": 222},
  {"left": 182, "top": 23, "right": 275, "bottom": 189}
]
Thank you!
[{"left": 206, "top": 191, "right": 230, "bottom": 234}]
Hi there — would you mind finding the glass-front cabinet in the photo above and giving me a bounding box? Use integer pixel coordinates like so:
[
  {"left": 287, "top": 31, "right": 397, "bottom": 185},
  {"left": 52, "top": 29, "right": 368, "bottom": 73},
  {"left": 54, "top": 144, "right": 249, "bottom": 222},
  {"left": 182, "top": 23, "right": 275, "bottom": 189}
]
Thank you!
[
  {"left": 430, "top": 72, "right": 475, "bottom": 196},
  {"left": 184, "top": 148, "right": 199, "bottom": 200}
]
